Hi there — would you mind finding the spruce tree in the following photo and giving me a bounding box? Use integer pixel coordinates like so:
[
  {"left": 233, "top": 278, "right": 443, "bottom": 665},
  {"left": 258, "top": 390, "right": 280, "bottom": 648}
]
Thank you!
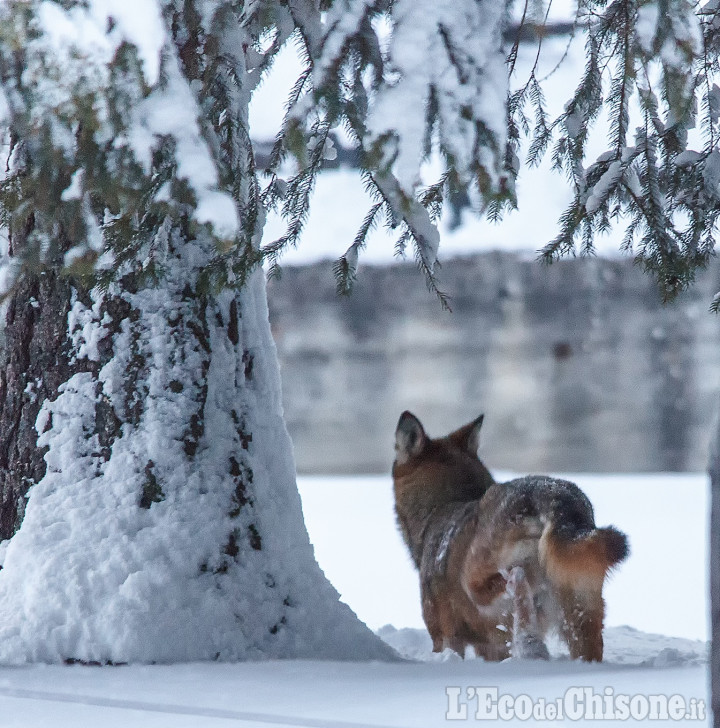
[{"left": 0, "top": 0, "right": 506, "bottom": 662}]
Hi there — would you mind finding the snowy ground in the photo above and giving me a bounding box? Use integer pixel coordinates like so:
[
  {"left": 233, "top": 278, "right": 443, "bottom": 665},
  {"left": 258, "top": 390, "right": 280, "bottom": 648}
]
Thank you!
[
  {"left": 0, "top": 656, "right": 708, "bottom": 727},
  {"left": 0, "top": 473, "right": 709, "bottom": 726},
  {"left": 299, "top": 473, "right": 710, "bottom": 643}
]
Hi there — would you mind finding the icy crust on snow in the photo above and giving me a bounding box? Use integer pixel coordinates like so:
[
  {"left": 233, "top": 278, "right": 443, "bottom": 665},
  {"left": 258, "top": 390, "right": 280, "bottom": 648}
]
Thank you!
[
  {"left": 377, "top": 625, "right": 708, "bottom": 666},
  {"left": 0, "top": 237, "right": 392, "bottom": 664}
]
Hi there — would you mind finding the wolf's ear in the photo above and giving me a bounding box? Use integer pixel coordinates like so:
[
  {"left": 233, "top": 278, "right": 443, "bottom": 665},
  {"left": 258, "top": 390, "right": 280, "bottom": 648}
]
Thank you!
[
  {"left": 448, "top": 414, "right": 484, "bottom": 456},
  {"left": 395, "top": 411, "right": 427, "bottom": 464}
]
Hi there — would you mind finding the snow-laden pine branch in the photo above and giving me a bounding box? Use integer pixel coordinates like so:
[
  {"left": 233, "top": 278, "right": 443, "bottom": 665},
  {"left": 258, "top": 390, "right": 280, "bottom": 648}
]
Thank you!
[
  {"left": 515, "top": 0, "right": 719, "bottom": 304},
  {"left": 268, "top": 0, "right": 511, "bottom": 299}
]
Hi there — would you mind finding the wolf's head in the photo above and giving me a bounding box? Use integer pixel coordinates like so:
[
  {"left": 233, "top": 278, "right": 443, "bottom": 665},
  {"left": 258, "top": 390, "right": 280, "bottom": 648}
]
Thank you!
[{"left": 392, "top": 411, "right": 495, "bottom": 506}]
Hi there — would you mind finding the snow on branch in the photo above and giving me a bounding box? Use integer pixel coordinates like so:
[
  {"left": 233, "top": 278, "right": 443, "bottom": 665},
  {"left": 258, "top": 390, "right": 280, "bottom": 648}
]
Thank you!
[
  {"left": 366, "top": 0, "right": 507, "bottom": 198},
  {"left": 519, "top": 0, "right": 718, "bottom": 304},
  {"left": 269, "top": 0, "right": 509, "bottom": 300},
  {"left": 0, "top": 0, "right": 243, "bottom": 293}
]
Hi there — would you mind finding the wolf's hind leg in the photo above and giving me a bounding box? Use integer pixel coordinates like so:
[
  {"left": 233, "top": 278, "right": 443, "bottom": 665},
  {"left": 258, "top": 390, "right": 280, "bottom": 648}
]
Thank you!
[
  {"left": 448, "top": 637, "right": 467, "bottom": 659},
  {"left": 506, "top": 566, "right": 550, "bottom": 660},
  {"left": 472, "top": 640, "right": 510, "bottom": 662},
  {"left": 421, "top": 594, "right": 445, "bottom": 653},
  {"left": 558, "top": 587, "right": 604, "bottom": 662}
]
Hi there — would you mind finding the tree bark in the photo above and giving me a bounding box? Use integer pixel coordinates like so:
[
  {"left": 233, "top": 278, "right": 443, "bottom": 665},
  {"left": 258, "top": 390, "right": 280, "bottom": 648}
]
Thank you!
[{"left": 0, "top": 272, "right": 83, "bottom": 540}]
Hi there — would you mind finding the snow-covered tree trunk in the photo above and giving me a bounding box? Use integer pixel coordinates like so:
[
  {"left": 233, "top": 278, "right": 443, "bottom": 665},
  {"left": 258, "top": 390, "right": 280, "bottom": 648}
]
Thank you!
[
  {"left": 0, "top": 232, "right": 392, "bottom": 663},
  {"left": 0, "top": 0, "right": 395, "bottom": 664}
]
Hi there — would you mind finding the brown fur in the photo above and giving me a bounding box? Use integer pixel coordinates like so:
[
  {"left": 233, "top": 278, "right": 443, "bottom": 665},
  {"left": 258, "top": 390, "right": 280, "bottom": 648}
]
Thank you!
[
  {"left": 540, "top": 524, "right": 626, "bottom": 590},
  {"left": 392, "top": 411, "right": 629, "bottom": 662}
]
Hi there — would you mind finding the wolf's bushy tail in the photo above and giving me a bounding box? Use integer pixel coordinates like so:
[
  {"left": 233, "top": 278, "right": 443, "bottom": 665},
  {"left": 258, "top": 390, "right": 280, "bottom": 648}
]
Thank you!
[{"left": 539, "top": 522, "right": 629, "bottom": 591}]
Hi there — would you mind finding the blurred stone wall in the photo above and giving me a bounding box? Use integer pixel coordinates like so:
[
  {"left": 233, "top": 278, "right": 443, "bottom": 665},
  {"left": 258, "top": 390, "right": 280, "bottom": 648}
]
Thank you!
[{"left": 267, "top": 253, "right": 720, "bottom": 474}]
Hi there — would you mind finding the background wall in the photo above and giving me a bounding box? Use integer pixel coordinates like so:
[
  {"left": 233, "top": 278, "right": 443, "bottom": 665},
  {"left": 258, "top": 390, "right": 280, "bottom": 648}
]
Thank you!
[{"left": 267, "top": 253, "right": 720, "bottom": 474}]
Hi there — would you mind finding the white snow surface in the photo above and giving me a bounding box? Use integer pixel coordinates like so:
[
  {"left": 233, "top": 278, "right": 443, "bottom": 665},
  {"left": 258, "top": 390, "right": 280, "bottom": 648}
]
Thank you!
[
  {"left": 379, "top": 623, "right": 707, "bottom": 668},
  {"left": 0, "top": 470, "right": 709, "bottom": 726},
  {"left": 0, "top": 656, "right": 708, "bottom": 727}
]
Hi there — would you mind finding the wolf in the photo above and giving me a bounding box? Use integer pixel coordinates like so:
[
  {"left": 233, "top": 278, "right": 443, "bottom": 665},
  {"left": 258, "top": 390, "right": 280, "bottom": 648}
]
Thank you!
[{"left": 392, "top": 411, "right": 629, "bottom": 662}]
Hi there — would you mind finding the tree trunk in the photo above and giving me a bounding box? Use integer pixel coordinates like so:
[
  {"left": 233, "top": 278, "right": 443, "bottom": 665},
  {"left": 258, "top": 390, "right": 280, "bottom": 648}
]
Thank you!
[
  {"left": 0, "top": 234, "right": 393, "bottom": 663},
  {"left": 710, "top": 409, "right": 720, "bottom": 726},
  {"left": 0, "top": 272, "right": 80, "bottom": 540}
]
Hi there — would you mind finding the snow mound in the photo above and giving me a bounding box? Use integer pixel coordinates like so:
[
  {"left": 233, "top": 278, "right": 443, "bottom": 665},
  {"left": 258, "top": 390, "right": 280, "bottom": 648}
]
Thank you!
[{"left": 377, "top": 624, "right": 708, "bottom": 666}]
